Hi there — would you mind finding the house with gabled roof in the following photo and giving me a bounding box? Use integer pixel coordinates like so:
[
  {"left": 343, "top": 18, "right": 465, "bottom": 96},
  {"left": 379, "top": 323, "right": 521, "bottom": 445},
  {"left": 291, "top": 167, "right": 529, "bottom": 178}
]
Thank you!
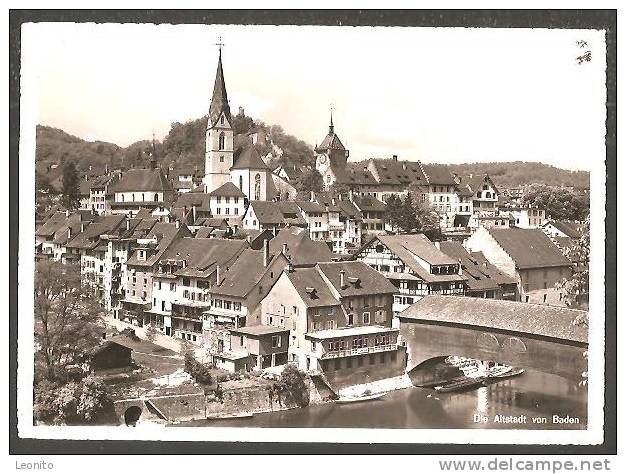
[
  {"left": 121, "top": 222, "right": 191, "bottom": 325},
  {"left": 260, "top": 261, "right": 405, "bottom": 386},
  {"left": 148, "top": 237, "right": 248, "bottom": 342},
  {"left": 354, "top": 233, "right": 467, "bottom": 314},
  {"left": 466, "top": 227, "right": 573, "bottom": 301},
  {"left": 109, "top": 167, "right": 175, "bottom": 217},
  {"left": 438, "top": 240, "right": 518, "bottom": 300},
  {"left": 542, "top": 219, "right": 584, "bottom": 240}
]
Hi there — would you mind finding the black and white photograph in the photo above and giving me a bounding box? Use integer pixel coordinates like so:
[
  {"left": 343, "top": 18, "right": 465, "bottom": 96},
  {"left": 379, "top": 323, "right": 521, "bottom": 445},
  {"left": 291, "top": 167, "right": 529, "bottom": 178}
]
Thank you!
[{"left": 9, "top": 8, "right": 617, "bottom": 460}]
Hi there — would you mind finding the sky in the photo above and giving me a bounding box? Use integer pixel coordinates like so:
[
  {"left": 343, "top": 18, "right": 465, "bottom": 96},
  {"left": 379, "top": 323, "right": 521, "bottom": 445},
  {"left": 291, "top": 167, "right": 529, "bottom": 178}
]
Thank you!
[{"left": 22, "top": 23, "right": 606, "bottom": 171}]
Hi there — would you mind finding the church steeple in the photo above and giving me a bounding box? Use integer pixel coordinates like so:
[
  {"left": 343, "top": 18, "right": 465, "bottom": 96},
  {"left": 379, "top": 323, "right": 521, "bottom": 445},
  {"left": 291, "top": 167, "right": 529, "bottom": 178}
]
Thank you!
[
  {"left": 329, "top": 106, "right": 334, "bottom": 134},
  {"left": 204, "top": 43, "right": 234, "bottom": 193},
  {"left": 208, "top": 48, "right": 231, "bottom": 127}
]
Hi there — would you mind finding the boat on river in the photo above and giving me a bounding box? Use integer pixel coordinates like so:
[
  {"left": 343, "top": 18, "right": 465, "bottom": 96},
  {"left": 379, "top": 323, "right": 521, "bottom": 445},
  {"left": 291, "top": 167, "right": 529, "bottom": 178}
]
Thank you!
[
  {"left": 434, "top": 377, "right": 486, "bottom": 393},
  {"left": 336, "top": 392, "right": 387, "bottom": 404},
  {"left": 488, "top": 367, "right": 525, "bottom": 379}
]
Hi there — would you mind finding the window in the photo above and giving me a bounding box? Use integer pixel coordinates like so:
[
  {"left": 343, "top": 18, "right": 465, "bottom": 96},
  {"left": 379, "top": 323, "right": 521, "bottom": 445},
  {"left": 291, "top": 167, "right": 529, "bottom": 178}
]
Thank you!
[
  {"left": 234, "top": 302, "right": 241, "bottom": 311},
  {"left": 219, "top": 132, "right": 225, "bottom": 150},
  {"left": 170, "top": 283, "right": 176, "bottom": 291},
  {"left": 362, "top": 312, "right": 370, "bottom": 324},
  {"left": 348, "top": 314, "right": 354, "bottom": 325},
  {"left": 239, "top": 175, "right": 243, "bottom": 191},
  {"left": 254, "top": 173, "right": 261, "bottom": 200},
  {"left": 272, "top": 335, "right": 282, "bottom": 348},
  {"left": 311, "top": 341, "right": 317, "bottom": 351},
  {"left": 220, "top": 115, "right": 225, "bottom": 125}
]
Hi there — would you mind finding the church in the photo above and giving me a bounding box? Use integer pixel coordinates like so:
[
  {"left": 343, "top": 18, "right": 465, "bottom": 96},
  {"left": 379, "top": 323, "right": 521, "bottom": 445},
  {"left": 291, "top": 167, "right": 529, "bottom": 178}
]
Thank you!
[{"left": 203, "top": 49, "right": 274, "bottom": 202}]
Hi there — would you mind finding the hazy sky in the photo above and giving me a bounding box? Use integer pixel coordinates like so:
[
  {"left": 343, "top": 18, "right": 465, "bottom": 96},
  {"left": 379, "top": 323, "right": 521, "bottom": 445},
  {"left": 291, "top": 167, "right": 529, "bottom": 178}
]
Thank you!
[{"left": 23, "top": 23, "right": 606, "bottom": 171}]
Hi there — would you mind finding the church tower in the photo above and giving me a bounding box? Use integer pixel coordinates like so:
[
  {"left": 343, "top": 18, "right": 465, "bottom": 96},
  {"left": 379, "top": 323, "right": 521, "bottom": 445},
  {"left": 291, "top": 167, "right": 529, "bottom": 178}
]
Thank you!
[{"left": 204, "top": 48, "right": 234, "bottom": 192}]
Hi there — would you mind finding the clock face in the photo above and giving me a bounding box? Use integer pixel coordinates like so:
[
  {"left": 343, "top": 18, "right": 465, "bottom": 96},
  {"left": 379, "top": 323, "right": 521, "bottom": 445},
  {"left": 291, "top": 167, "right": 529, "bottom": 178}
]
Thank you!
[{"left": 319, "top": 155, "right": 327, "bottom": 164}]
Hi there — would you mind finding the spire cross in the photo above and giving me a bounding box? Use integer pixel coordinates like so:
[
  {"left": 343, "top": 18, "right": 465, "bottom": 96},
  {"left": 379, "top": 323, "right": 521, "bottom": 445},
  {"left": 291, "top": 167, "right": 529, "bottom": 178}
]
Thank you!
[
  {"left": 216, "top": 36, "right": 224, "bottom": 53},
  {"left": 329, "top": 104, "right": 334, "bottom": 131}
]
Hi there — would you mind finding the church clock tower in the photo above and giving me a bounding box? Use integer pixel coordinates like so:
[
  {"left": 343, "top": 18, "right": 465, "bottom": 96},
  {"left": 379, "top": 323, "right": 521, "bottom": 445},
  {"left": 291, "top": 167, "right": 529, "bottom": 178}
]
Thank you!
[
  {"left": 204, "top": 46, "right": 234, "bottom": 193},
  {"left": 315, "top": 110, "right": 349, "bottom": 188}
]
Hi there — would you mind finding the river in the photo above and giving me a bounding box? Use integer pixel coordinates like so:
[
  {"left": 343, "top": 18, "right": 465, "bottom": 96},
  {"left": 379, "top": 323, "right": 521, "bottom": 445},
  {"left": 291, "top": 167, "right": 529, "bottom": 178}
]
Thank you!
[{"left": 181, "top": 369, "right": 587, "bottom": 429}]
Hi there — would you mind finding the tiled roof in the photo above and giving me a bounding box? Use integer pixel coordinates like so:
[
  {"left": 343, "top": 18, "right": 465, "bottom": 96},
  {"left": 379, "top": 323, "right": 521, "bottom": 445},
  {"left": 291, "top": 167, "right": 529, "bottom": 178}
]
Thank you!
[
  {"left": 546, "top": 220, "right": 583, "bottom": 239},
  {"left": 438, "top": 241, "right": 517, "bottom": 291},
  {"left": 286, "top": 267, "right": 341, "bottom": 308},
  {"left": 334, "top": 164, "right": 378, "bottom": 186},
  {"left": 126, "top": 222, "right": 189, "bottom": 267},
  {"left": 317, "top": 261, "right": 397, "bottom": 297},
  {"left": 317, "top": 126, "right": 346, "bottom": 152},
  {"left": 420, "top": 163, "right": 457, "bottom": 185},
  {"left": 211, "top": 181, "right": 246, "bottom": 198},
  {"left": 232, "top": 146, "right": 270, "bottom": 170},
  {"left": 36, "top": 212, "right": 72, "bottom": 237},
  {"left": 249, "top": 201, "right": 284, "bottom": 225},
  {"left": 160, "top": 237, "right": 248, "bottom": 278},
  {"left": 269, "top": 227, "right": 334, "bottom": 267},
  {"left": 214, "top": 249, "right": 286, "bottom": 298},
  {"left": 352, "top": 195, "right": 386, "bottom": 212},
  {"left": 111, "top": 168, "right": 173, "bottom": 193},
  {"left": 488, "top": 228, "right": 572, "bottom": 270},
  {"left": 369, "top": 234, "right": 467, "bottom": 284},
  {"left": 368, "top": 159, "right": 426, "bottom": 186},
  {"left": 296, "top": 201, "right": 326, "bottom": 214},
  {"left": 66, "top": 215, "right": 126, "bottom": 250},
  {"left": 398, "top": 295, "right": 588, "bottom": 344},
  {"left": 173, "top": 192, "right": 212, "bottom": 211}
]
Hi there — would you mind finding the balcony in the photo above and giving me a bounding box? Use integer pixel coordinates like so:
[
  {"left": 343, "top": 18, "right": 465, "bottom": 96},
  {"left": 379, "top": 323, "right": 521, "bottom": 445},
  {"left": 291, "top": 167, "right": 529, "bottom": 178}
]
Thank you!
[{"left": 320, "top": 343, "right": 398, "bottom": 359}]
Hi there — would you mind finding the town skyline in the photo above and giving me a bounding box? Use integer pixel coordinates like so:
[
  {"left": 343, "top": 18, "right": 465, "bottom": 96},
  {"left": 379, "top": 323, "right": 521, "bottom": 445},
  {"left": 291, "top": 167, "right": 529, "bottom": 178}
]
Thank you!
[{"left": 24, "top": 24, "right": 606, "bottom": 171}]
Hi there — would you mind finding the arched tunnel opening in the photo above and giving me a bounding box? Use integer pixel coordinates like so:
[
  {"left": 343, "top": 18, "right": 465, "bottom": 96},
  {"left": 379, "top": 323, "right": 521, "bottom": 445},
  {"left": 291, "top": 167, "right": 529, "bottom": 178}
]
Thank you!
[{"left": 124, "top": 405, "right": 143, "bottom": 427}]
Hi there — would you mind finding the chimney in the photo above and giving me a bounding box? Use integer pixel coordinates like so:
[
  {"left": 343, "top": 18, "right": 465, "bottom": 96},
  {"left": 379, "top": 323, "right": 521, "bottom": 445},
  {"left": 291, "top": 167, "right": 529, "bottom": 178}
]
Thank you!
[
  {"left": 175, "top": 219, "right": 180, "bottom": 229},
  {"left": 216, "top": 265, "right": 221, "bottom": 285},
  {"left": 433, "top": 241, "right": 440, "bottom": 250},
  {"left": 263, "top": 239, "right": 269, "bottom": 267},
  {"left": 458, "top": 259, "right": 463, "bottom": 275},
  {"left": 340, "top": 269, "right": 346, "bottom": 289},
  {"left": 310, "top": 191, "right": 315, "bottom": 202},
  {"left": 65, "top": 210, "right": 70, "bottom": 217},
  {"left": 392, "top": 155, "right": 398, "bottom": 161},
  {"left": 349, "top": 189, "right": 354, "bottom": 201},
  {"left": 192, "top": 205, "right": 197, "bottom": 223},
  {"left": 80, "top": 222, "right": 85, "bottom": 233},
  {"left": 285, "top": 262, "right": 294, "bottom": 273},
  {"left": 126, "top": 219, "right": 130, "bottom": 231},
  {"left": 332, "top": 197, "right": 336, "bottom": 206},
  {"left": 282, "top": 243, "right": 288, "bottom": 255},
  {"left": 402, "top": 163, "right": 407, "bottom": 170},
  {"left": 246, "top": 235, "right": 252, "bottom": 244},
  {"left": 67, "top": 227, "right": 72, "bottom": 240}
]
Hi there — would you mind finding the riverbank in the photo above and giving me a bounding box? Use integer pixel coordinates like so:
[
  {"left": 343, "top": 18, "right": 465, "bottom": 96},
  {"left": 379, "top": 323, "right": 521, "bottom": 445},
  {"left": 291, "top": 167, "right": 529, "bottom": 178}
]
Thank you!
[{"left": 337, "top": 374, "right": 413, "bottom": 398}]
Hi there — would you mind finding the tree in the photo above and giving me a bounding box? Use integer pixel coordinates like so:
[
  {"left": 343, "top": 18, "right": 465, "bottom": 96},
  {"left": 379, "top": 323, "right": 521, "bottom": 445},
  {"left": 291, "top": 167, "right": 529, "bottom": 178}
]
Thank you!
[
  {"left": 400, "top": 192, "right": 420, "bottom": 232},
  {"left": 555, "top": 215, "right": 590, "bottom": 309},
  {"left": 145, "top": 325, "right": 158, "bottom": 343},
  {"left": 278, "top": 364, "right": 309, "bottom": 407},
  {"left": 61, "top": 161, "right": 80, "bottom": 209},
  {"left": 384, "top": 194, "right": 404, "bottom": 232},
  {"left": 34, "top": 376, "right": 114, "bottom": 425},
  {"left": 34, "top": 260, "right": 105, "bottom": 381},
  {"left": 522, "top": 184, "right": 589, "bottom": 221},
  {"left": 295, "top": 168, "right": 324, "bottom": 200}
]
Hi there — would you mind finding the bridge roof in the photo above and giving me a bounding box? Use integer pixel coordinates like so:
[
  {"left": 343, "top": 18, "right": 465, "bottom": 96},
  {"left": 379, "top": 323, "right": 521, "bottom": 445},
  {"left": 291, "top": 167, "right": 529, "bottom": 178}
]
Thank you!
[{"left": 398, "top": 295, "right": 588, "bottom": 344}]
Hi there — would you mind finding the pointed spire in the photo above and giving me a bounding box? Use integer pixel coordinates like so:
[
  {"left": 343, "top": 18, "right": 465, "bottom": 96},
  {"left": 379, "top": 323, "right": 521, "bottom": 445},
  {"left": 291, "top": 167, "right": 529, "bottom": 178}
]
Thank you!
[
  {"left": 149, "top": 130, "right": 157, "bottom": 169},
  {"left": 329, "top": 104, "right": 334, "bottom": 134},
  {"left": 208, "top": 44, "right": 231, "bottom": 127}
]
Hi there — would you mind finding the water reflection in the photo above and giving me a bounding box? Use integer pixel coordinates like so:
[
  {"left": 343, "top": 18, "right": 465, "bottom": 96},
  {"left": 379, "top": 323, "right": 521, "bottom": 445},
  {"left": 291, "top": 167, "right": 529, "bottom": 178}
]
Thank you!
[{"left": 179, "top": 369, "right": 586, "bottom": 429}]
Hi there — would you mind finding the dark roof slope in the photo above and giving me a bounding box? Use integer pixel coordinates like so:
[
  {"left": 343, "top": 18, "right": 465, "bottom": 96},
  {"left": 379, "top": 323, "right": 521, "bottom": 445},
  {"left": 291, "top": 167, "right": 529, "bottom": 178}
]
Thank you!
[
  {"left": 439, "top": 241, "right": 517, "bottom": 291},
  {"left": 352, "top": 195, "right": 386, "bottom": 212},
  {"left": 398, "top": 295, "right": 587, "bottom": 344},
  {"left": 232, "top": 146, "right": 269, "bottom": 170},
  {"left": 547, "top": 220, "right": 583, "bottom": 239},
  {"left": 270, "top": 227, "right": 334, "bottom": 266},
  {"left": 317, "top": 261, "right": 397, "bottom": 297},
  {"left": 286, "top": 267, "right": 341, "bottom": 308},
  {"left": 211, "top": 181, "right": 246, "bottom": 197},
  {"left": 420, "top": 163, "right": 457, "bottom": 185},
  {"left": 213, "top": 249, "right": 286, "bottom": 298},
  {"left": 160, "top": 237, "right": 248, "bottom": 278},
  {"left": 488, "top": 228, "right": 572, "bottom": 269},
  {"left": 368, "top": 159, "right": 426, "bottom": 186},
  {"left": 111, "top": 168, "right": 173, "bottom": 193}
]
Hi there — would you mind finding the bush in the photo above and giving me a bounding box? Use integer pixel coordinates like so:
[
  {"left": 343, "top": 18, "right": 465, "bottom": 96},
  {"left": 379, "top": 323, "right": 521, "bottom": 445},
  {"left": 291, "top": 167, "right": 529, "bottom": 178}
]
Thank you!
[{"left": 183, "top": 353, "right": 213, "bottom": 386}]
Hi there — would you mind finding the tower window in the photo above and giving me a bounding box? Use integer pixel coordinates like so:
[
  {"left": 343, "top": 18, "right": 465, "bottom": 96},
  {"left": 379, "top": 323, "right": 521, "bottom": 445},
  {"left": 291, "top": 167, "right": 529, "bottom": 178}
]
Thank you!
[
  {"left": 220, "top": 115, "right": 225, "bottom": 125},
  {"left": 254, "top": 174, "right": 261, "bottom": 200},
  {"left": 219, "top": 132, "right": 225, "bottom": 150},
  {"left": 220, "top": 155, "right": 224, "bottom": 163},
  {"left": 239, "top": 175, "right": 243, "bottom": 191}
]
